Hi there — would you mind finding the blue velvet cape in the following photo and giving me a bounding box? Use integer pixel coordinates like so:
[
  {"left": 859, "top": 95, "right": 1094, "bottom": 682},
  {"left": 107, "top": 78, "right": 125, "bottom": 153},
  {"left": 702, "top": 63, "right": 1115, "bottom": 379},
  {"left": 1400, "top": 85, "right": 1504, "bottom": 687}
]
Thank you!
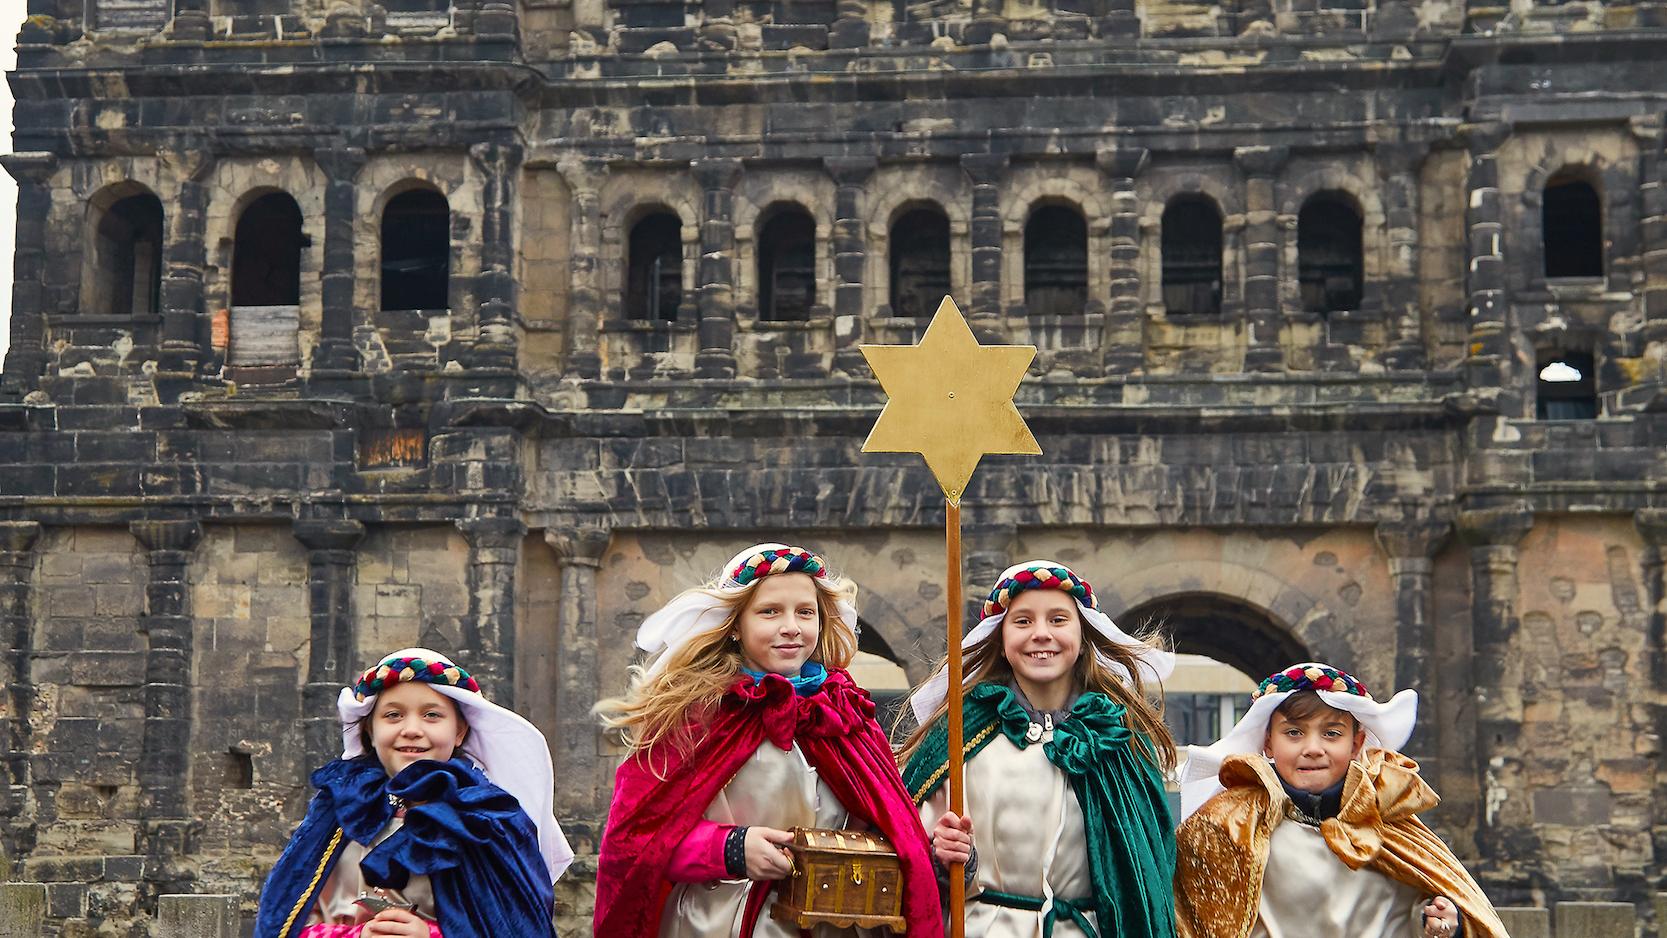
[{"left": 255, "top": 756, "right": 555, "bottom": 938}]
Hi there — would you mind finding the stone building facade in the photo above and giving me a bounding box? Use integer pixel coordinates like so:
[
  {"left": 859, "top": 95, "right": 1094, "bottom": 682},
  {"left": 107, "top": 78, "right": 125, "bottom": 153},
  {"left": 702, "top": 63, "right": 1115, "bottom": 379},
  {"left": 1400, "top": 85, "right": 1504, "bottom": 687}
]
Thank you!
[{"left": 3, "top": 0, "right": 1667, "bottom": 932}]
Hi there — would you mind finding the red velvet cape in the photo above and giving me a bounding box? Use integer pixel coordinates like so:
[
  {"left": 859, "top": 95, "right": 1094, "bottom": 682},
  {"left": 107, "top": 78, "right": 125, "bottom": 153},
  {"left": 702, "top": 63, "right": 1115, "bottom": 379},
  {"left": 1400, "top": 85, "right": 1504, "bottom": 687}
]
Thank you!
[{"left": 594, "top": 668, "right": 944, "bottom": 938}]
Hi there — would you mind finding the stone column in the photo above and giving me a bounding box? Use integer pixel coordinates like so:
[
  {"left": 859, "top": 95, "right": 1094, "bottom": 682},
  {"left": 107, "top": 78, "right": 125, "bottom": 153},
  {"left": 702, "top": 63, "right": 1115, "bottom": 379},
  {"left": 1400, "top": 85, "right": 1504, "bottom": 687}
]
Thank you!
[
  {"left": 960, "top": 155, "right": 1009, "bottom": 328},
  {"left": 459, "top": 518, "right": 525, "bottom": 705},
  {"left": 1456, "top": 506, "right": 1534, "bottom": 863},
  {"left": 1633, "top": 510, "right": 1667, "bottom": 862},
  {"left": 544, "top": 526, "right": 611, "bottom": 821},
  {"left": 0, "top": 522, "right": 41, "bottom": 844},
  {"left": 693, "top": 159, "right": 743, "bottom": 379},
  {"left": 1461, "top": 123, "right": 1519, "bottom": 411},
  {"left": 556, "top": 157, "right": 608, "bottom": 380},
  {"left": 293, "top": 519, "right": 365, "bottom": 774},
  {"left": 129, "top": 519, "right": 204, "bottom": 899},
  {"left": 1377, "top": 143, "right": 1430, "bottom": 370},
  {"left": 830, "top": 0, "right": 870, "bottom": 47},
  {"left": 157, "top": 146, "right": 217, "bottom": 376},
  {"left": 469, "top": 142, "right": 524, "bottom": 373},
  {"left": 1373, "top": 518, "right": 1452, "bottom": 764},
  {"left": 1097, "top": 146, "right": 1149, "bottom": 375},
  {"left": 825, "top": 157, "right": 877, "bottom": 376},
  {"left": 1234, "top": 146, "right": 1288, "bottom": 372},
  {"left": 962, "top": 525, "right": 1018, "bottom": 631},
  {"left": 313, "top": 147, "right": 367, "bottom": 374},
  {"left": 0, "top": 153, "right": 56, "bottom": 397},
  {"left": 1637, "top": 119, "right": 1667, "bottom": 397}
]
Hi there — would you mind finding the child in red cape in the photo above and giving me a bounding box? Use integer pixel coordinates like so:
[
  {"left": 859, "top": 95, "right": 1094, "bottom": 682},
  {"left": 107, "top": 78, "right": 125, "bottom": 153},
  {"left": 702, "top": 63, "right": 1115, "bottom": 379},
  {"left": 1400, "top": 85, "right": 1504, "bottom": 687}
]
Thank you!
[{"left": 592, "top": 543, "right": 943, "bottom": 938}]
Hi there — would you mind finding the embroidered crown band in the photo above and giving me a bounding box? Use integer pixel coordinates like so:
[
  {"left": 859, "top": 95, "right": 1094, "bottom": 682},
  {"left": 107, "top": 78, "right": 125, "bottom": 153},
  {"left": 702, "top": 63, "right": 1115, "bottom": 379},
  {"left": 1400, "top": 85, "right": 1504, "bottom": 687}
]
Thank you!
[
  {"left": 1253, "top": 663, "right": 1370, "bottom": 701},
  {"left": 353, "top": 654, "right": 480, "bottom": 702},
  {"left": 981, "top": 562, "right": 1098, "bottom": 619},
  {"left": 729, "top": 546, "right": 827, "bottom": 586}
]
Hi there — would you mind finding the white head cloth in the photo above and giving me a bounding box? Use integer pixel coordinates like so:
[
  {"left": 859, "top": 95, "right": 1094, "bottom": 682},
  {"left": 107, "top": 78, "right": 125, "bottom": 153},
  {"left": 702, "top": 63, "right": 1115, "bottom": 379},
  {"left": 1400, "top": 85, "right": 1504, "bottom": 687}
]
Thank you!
[
  {"left": 634, "top": 543, "right": 860, "bottom": 679},
  {"left": 907, "top": 559, "right": 1176, "bottom": 725},
  {"left": 1176, "top": 661, "right": 1418, "bottom": 823},
  {"left": 336, "top": 647, "right": 575, "bottom": 884}
]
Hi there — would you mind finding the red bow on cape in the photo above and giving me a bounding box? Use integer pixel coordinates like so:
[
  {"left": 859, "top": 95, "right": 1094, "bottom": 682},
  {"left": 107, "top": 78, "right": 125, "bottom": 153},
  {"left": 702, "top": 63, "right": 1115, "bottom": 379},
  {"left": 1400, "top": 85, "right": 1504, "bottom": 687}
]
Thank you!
[{"left": 594, "top": 668, "right": 944, "bottom": 938}]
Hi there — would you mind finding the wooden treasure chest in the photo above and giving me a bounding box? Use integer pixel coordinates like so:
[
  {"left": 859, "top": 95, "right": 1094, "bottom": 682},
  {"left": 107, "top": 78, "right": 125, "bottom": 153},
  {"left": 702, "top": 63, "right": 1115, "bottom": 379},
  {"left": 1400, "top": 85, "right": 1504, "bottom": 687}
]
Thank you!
[{"left": 769, "top": 827, "right": 907, "bottom": 933}]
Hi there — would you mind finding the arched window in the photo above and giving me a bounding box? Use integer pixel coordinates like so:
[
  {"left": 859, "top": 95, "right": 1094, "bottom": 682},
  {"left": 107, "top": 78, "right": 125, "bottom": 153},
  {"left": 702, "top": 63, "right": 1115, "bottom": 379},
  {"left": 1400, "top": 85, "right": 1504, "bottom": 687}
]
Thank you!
[
  {"left": 626, "top": 212, "right": 683, "bottom": 320},
  {"left": 1024, "top": 203, "right": 1087, "bottom": 316},
  {"left": 229, "top": 191, "right": 304, "bottom": 366},
  {"left": 232, "top": 192, "right": 303, "bottom": 308},
  {"left": 888, "top": 205, "right": 951, "bottom": 319},
  {"left": 1543, "top": 172, "right": 1602, "bottom": 279},
  {"left": 758, "top": 206, "right": 817, "bottom": 321},
  {"left": 380, "top": 188, "right": 450, "bottom": 311},
  {"left": 1161, "top": 196, "right": 1223, "bottom": 316},
  {"left": 88, "top": 192, "right": 164, "bottom": 316},
  {"left": 1536, "top": 351, "right": 1598, "bottom": 420},
  {"left": 1298, "top": 193, "right": 1363, "bottom": 314}
]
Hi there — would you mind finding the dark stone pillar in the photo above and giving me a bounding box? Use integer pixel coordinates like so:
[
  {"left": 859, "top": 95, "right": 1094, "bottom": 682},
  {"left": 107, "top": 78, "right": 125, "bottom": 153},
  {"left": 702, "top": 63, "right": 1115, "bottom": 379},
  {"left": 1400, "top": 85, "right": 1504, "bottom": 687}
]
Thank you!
[
  {"left": 1637, "top": 119, "right": 1667, "bottom": 402},
  {"left": 825, "top": 157, "right": 877, "bottom": 377},
  {"left": 1456, "top": 505, "right": 1536, "bottom": 870},
  {"left": 129, "top": 520, "right": 204, "bottom": 900},
  {"left": 1234, "top": 146, "right": 1289, "bottom": 372},
  {"left": 1097, "top": 146, "right": 1149, "bottom": 375},
  {"left": 1374, "top": 518, "right": 1452, "bottom": 764},
  {"left": 1462, "top": 123, "right": 1521, "bottom": 413},
  {"left": 1633, "top": 509, "right": 1667, "bottom": 876},
  {"left": 168, "top": 0, "right": 211, "bottom": 39},
  {"left": 0, "top": 522, "right": 41, "bottom": 858},
  {"left": 829, "top": 0, "right": 870, "bottom": 47},
  {"left": 962, "top": 525, "right": 1018, "bottom": 633},
  {"left": 157, "top": 147, "right": 216, "bottom": 376},
  {"left": 0, "top": 153, "right": 56, "bottom": 398},
  {"left": 294, "top": 519, "right": 365, "bottom": 775},
  {"left": 459, "top": 518, "right": 525, "bottom": 704},
  {"left": 693, "top": 159, "right": 743, "bottom": 379},
  {"left": 960, "top": 154, "right": 1009, "bottom": 328},
  {"left": 556, "top": 157, "right": 608, "bottom": 380},
  {"left": 313, "top": 147, "right": 367, "bottom": 374},
  {"left": 469, "top": 142, "right": 524, "bottom": 373},
  {"left": 544, "top": 526, "right": 611, "bottom": 824},
  {"left": 1377, "top": 143, "right": 1430, "bottom": 370}
]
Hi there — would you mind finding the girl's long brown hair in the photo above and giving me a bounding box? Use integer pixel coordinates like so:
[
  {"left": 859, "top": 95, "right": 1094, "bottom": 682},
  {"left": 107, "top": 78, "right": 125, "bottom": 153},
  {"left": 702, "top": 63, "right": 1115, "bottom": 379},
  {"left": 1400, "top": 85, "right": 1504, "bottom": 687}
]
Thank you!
[
  {"left": 895, "top": 604, "right": 1177, "bottom": 772},
  {"left": 594, "top": 573, "right": 859, "bottom": 776}
]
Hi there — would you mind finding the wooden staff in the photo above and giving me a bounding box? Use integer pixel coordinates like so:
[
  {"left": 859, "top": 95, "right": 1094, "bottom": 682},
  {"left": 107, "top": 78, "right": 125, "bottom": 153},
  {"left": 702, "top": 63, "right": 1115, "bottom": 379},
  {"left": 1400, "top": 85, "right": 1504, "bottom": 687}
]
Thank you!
[{"left": 860, "top": 296, "right": 1040, "bottom": 938}]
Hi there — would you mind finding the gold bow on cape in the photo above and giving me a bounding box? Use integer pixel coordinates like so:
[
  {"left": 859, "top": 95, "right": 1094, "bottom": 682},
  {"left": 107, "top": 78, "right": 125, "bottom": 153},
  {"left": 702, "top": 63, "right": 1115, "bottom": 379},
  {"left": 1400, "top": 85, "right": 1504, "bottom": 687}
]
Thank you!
[{"left": 1175, "top": 749, "right": 1509, "bottom": 938}]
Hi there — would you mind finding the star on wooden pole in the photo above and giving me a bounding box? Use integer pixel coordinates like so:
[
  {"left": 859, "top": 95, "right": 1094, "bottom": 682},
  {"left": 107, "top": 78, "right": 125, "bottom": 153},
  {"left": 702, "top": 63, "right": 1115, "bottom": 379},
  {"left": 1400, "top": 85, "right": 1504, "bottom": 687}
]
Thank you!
[
  {"left": 860, "top": 295, "right": 1041, "bottom": 938},
  {"left": 860, "top": 296, "right": 1041, "bottom": 505}
]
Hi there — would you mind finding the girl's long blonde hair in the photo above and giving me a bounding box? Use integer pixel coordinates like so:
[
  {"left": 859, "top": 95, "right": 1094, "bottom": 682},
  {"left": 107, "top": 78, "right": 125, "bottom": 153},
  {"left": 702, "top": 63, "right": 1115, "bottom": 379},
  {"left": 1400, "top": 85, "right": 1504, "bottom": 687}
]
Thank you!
[
  {"left": 594, "top": 573, "right": 859, "bottom": 771},
  {"left": 895, "top": 604, "right": 1177, "bottom": 772}
]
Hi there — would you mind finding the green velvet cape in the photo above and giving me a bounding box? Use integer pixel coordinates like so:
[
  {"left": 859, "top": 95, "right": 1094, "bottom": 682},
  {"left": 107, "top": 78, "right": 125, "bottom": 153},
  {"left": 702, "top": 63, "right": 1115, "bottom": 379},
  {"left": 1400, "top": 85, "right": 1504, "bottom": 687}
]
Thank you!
[{"left": 900, "top": 682, "right": 1178, "bottom": 938}]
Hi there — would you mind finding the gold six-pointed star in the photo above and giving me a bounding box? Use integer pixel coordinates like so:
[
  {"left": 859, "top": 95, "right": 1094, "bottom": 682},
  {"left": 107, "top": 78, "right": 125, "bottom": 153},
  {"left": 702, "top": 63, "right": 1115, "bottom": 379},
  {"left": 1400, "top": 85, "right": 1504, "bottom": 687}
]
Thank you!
[{"left": 861, "top": 296, "right": 1041, "bottom": 504}]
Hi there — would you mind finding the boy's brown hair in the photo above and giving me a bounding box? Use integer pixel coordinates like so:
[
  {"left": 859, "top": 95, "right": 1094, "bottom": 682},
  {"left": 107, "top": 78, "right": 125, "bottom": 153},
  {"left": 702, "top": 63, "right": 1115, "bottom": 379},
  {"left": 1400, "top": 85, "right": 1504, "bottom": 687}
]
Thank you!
[{"left": 1272, "top": 689, "right": 1360, "bottom": 730}]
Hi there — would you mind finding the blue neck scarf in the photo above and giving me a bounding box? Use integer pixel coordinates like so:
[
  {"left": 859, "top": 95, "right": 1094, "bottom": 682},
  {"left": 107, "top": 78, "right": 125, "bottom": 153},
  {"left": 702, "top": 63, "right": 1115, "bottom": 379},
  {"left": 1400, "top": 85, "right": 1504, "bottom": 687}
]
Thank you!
[{"left": 742, "top": 660, "right": 828, "bottom": 696}]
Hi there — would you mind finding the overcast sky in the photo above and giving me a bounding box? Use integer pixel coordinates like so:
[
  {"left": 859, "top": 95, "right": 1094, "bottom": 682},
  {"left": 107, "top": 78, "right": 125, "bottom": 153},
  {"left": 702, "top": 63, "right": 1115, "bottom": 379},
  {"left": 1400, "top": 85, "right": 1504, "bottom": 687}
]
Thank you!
[{"left": 1, "top": 0, "right": 21, "bottom": 362}]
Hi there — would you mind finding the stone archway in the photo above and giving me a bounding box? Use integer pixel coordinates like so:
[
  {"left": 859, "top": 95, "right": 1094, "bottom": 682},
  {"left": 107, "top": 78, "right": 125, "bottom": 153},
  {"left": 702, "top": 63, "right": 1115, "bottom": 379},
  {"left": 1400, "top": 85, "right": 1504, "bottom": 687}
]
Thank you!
[{"left": 1121, "top": 592, "right": 1311, "bottom": 684}]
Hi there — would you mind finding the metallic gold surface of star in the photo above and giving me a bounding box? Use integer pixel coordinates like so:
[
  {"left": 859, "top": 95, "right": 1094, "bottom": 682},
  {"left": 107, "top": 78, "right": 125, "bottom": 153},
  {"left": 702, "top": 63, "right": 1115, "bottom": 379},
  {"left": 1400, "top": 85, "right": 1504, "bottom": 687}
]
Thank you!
[{"left": 861, "top": 296, "right": 1041, "bottom": 505}]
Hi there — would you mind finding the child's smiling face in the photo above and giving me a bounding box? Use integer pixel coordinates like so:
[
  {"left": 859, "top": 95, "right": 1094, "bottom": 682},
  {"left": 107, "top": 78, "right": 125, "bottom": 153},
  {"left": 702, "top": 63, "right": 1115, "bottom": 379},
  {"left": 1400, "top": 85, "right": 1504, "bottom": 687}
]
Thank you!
[
  {"left": 370, "top": 681, "right": 468, "bottom": 777},
  {"left": 1263, "top": 703, "right": 1366, "bottom": 794},
  {"left": 735, "top": 572, "right": 822, "bottom": 677}
]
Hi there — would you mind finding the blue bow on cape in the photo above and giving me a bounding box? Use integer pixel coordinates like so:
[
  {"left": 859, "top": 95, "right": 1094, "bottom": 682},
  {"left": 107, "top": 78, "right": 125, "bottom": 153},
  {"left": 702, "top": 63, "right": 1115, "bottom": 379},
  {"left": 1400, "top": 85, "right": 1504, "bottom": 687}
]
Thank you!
[{"left": 254, "top": 756, "right": 555, "bottom": 938}]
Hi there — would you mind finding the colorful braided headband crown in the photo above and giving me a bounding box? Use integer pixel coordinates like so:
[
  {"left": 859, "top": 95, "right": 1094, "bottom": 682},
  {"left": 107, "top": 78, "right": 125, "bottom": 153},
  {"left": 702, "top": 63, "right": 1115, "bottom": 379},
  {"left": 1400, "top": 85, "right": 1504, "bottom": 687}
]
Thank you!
[
  {"left": 1253, "top": 663, "right": 1371, "bottom": 701},
  {"left": 982, "top": 563, "right": 1098, "bottom": 619},
  {"left": 353, "top": 654, "right": 480, "bottom": 702},
  {"left": 729, "top": 545, "right": 827, "bottom": 586}
]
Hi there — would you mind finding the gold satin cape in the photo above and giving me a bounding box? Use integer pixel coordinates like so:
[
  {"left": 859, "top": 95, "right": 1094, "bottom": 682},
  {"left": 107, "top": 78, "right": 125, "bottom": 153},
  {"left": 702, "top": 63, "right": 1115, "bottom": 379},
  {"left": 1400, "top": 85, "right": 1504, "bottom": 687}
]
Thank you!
[{"left": 1174, "top": 749, "right": 1508, "bottom": 938}]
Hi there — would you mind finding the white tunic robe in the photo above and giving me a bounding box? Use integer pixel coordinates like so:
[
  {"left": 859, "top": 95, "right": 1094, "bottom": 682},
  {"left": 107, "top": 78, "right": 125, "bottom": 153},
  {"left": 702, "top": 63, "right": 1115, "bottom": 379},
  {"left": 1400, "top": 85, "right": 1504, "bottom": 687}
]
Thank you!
[
  {"left": 918, "top": 728, "right": 1096, "bottom": 938},
  {"left": 307, "top": 816, "right": 437, "bottom": 925},
  {"left": 1250, "top": 814, "right": 1428, "bottom": 938},
  {"left": 659, "top": 740, "right": 879, "bottom": 938}
]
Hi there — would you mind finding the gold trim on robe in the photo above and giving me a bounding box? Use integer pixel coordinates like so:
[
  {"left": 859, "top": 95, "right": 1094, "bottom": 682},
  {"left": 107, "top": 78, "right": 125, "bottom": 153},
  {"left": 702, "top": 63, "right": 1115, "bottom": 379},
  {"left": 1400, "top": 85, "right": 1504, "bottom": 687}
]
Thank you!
[{"left": 1175, "top": 749, "right": 1509, "bottom": 938}]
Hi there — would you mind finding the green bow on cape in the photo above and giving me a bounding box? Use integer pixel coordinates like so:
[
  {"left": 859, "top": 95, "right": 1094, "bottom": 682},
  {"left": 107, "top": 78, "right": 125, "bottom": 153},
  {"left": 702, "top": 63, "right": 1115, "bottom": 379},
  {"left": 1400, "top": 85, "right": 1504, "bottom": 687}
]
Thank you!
[{"left": 901, "top": 682, "right": 1179, "bottom": 938}]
